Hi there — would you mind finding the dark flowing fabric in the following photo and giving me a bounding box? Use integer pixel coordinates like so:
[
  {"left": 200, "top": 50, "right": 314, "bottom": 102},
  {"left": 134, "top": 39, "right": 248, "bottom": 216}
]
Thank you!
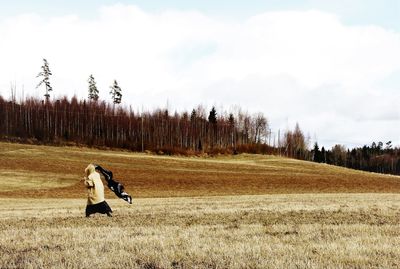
[
  {"left": 95, "top": 165, "right": 133, "bottom": 204},
  {"left": 86, "top": 200, "right": 112, "bottom": 217}
]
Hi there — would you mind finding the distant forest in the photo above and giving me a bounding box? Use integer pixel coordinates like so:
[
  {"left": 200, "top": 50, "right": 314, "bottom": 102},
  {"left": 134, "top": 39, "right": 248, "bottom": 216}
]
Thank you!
[
  {"left": 311, "top": 142, "right": 400, "bottom": 175},
  {"left": 0, "top": 95, "right": 275, "bottom": 154},
  {"left": 2, "top": 59, "right": 399, "bottom": 177},
  {"left": 0, "top": 95, "right": 399, "bottom": 176}
]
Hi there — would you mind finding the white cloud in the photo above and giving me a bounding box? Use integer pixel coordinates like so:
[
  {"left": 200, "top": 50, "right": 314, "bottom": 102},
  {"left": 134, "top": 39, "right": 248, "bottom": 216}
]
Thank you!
[{"left": 0, "top": 5, "right": 399, "bottom": 147}]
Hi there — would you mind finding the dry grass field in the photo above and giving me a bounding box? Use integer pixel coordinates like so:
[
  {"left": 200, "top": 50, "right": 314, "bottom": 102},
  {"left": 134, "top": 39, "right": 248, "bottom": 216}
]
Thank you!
[
  {"left": 1, "top": 195, "right": 400, "bottom": 268},
  {"left": 1, "top": 142, "right": 400, "bottom": 198},
  {"left": 1, "top": 142, "right": 400, "bottom": 268}
]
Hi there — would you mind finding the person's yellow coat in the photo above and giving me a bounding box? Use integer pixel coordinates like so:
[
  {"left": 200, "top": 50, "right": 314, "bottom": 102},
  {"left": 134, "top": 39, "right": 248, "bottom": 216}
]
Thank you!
[{"left": 84, "top": 164, "right": 105, "bottom": 205}]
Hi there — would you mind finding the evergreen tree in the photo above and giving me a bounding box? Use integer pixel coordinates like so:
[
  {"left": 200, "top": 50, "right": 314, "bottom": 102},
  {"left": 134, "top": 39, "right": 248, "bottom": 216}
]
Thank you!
[
  {"left": 190, "top": 109, "right": 197, "bottom": 122},
  {"left": 36, "top": 58, "right": 52, "bottom": 102},
  {"left": 385, "top": 141, "right": 392, "bottom": 150},
  {"left": 109, "top": 80, "right": 122, "bottom": 104},
  {"left": 208, "top": 106, "right": 217, "bottom": 124},
  {"left": 88, "top": 75, "right": 99, "bottom": 101},
  {"left": 228, "top": 113, "right": 235, "bottom": 126},
  {"left": 377, "top": 141, "right": 384, "bottom": 152},
  {"left": 313, "top": 142, "right": 321, "bottom": 163},
  {"left": 321, "top": 146, "right": 326, "bottom": 163}
]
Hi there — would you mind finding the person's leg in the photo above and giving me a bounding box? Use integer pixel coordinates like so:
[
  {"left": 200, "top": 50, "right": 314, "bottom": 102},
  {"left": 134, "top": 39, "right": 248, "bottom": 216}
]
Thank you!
[
  {"left": 85, "top": 205, "right": 91, "bottom": 217},
  {"left": 99, "top": 200, "right": 113, "bottom": 217}
]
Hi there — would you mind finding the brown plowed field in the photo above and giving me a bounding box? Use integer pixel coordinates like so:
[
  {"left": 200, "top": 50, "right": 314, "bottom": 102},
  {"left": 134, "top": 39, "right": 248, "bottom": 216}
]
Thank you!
[{"left": 0, "top": 142, "right": 399, "bottom": 198}]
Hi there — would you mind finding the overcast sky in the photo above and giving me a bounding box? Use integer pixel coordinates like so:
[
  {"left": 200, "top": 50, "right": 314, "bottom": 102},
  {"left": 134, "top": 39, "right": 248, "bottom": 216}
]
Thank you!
[{"left": 0, "top": 0, "right": 399, "bottom": 148}]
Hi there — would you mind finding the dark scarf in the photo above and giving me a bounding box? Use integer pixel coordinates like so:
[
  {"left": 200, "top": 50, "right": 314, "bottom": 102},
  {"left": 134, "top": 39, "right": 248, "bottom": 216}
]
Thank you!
[{"left": 94, "top": 165, "right": 132, "bottom": 204}]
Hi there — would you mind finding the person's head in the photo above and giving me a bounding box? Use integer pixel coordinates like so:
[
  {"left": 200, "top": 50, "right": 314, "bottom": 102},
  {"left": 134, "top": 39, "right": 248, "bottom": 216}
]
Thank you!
[{"left": 85, "top": 164, "right": 96, "bottom": 177}]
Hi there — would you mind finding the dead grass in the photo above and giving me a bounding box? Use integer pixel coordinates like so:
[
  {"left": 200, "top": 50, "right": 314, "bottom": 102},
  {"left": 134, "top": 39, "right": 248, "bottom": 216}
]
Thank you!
[
  {"left": 0, "top": 142, "right": 399, "bottom": 199},
  {"left": 1, "top": 194, "right": 400, "bottom": 268},
  {"left": 1, "top": 142, "right": 400, "bottom": 268}
]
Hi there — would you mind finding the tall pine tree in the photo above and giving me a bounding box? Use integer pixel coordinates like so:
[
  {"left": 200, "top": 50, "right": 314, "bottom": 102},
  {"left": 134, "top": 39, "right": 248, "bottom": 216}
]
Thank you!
[
  {"left": 313, "top": 142, "right": 321, "bottom": 163},
  {"left": 36, "top": 58, "right": 52, "bottom": 102},
  {"left": 109, "top": 80, "right": 122, "bottom": 104},
  {"left": 88, "top": 75, "right": 99, "bottom": 101},
  {"left": 190, "top": 109, "right": 197, "bottom": 122},
  {"left": 321, "top": 146, "right": 326, "bottom": 163},
  {"left": 208, "top": 106, "right": 217, "bottom": 124}
]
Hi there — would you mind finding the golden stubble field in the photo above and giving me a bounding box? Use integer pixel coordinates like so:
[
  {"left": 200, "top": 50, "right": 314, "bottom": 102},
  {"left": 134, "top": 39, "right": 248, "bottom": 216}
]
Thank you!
[
  {"left": 0, "top": 142, "right": 400, "bottom": 268},
  {"left": 1, "top": 195, "right": 400, "bottom": 268}
]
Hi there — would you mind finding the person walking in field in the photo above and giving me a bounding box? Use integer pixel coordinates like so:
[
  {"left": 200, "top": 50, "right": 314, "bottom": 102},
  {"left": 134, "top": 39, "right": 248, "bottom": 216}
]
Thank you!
[{"left": 84, "top": 164, "right": 113, "bottom": 217}]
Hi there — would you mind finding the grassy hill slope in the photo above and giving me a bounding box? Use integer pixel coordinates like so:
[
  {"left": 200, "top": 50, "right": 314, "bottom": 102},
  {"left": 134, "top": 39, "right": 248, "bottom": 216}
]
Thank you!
[{"left": 0, "top": 142, "right": 399, "bottom": 198}]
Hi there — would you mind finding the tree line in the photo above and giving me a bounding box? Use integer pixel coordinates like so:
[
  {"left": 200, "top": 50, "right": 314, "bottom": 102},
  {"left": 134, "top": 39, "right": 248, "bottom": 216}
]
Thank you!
[
  {"left": 1, "top": 93, "right": 398, "bottom": 175},
  {"left": 311, "top": 142, "right": 400, "bottom": 175},
  {"left": 0, "top": 95, "right": 278, "bottom": 155},
  {"left": 2, "top": 58, "right": 398, "bottom": 176},
  {"left": 2, "top": 58, "right": 309, "bottom": 156}
]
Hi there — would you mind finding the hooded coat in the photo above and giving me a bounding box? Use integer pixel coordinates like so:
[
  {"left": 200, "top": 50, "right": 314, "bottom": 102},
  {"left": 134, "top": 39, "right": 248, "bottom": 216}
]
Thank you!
[{"left": 84, "top": 164, "right": 105, "bottom": 205}]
